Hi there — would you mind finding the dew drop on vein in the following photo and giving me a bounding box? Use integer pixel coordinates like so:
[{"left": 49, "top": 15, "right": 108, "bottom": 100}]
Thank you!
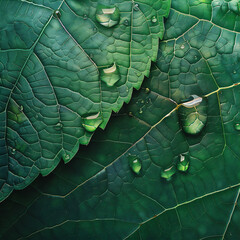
[
  {"left": 100, "top": 63, "right": 120, "bottom": 87},
  {"left": 53, "top": 9, "right": 61, "bottom": 18},
  {"left": 96, "top": 4, "right": 120, "bottom": 28},
  {"left": 11, "top": 148, "right": 16, "bottom": 155},
  {"left": 133, "top": 4, "right": 139, "bottom": 11},
  {"left": 54, "top": 122, "right": 63, "bottom": 131},
  {"left": 82, "top": 112, "right": 103, "bottom": 132},
  {"left": 128, "top": 155, "right": 142, "bottom": 175}
]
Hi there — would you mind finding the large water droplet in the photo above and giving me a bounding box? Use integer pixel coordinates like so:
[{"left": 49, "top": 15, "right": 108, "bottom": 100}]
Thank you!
[
  {"left": 128, "top": 155, "right": 142, "bottom": 175},
  {"left": 235, "top": 123, "right": 240, "bottom": 131},
  {"left": 53, "top": 9, "right": 61, "bottom": 18},
  {"left": 82, "top": 112, "right": 102, "bottom": 132},
  {"left": 177, "top": 154, "right": 189, "bottom": 172},
  {"left": 96, "top": 5, "right": 120, "bottom": 28},
  {"left": 161, "top": 165, "right": 176, "bottom": 181},
  {"left": 178, "top": 95, "right": 208, "bottom": 135},
  {"left": 100, "top": 63, "right": 120, "bottom": 87}
]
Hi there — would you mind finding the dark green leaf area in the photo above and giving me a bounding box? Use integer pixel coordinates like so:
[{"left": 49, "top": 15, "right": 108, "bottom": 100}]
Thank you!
[{"left": 1, "top": 0, "right": 240, "bottom": 239}]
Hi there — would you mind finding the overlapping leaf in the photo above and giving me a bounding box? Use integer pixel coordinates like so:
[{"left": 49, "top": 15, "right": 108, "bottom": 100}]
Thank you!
[
  {"left": 1, "top": 0, "right": 240, "bottom": 239},
  {"left": 0, "top": 0, "right": 171, "bottom": 202}
]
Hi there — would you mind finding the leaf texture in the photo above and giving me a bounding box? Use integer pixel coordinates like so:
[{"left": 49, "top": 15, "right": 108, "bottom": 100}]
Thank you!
[
  {"left": 0, "top": 0, "right": 171, "bottom": 202},
  {"left": 1, "top": 0, "right": 240, "bottom": 239}
]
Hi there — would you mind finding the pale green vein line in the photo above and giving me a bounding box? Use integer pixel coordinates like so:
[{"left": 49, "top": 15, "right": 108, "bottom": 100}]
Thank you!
[{"left": 221, "top": 187, "right": 240, "bottom": 240}]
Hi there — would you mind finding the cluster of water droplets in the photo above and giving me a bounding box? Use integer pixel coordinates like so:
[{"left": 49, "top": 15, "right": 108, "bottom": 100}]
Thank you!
[{"left": 128, "top": 153, "right": 190, "bottom": 181}]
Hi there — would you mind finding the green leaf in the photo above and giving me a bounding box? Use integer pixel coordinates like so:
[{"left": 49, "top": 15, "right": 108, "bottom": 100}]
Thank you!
[
  {"left": 1, "top": 0, "right": 240, "bottom": 239},
  {"left": 0, "top": 0, "right": 171, "bottom": 202}
]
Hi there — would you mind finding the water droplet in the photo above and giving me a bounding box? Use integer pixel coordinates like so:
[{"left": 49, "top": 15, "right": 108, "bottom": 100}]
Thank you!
[
  {"left": 96, "top": 4, "right": 120, "bottom": 28},
  {"left": 54, "top": 122, "right": 63, "bottom": 131},
  {"left": 151, "top": 16, "right": 157, "bottom": 23},
  {"left": 11, "top": 148, "right": 16, "bottom": 155},
  {"left": 233, "top": 70, "right": 237, "bottom": 74},
  {"left": 178, "top": 95, "right": 208, "bottom": 135},
  {"left": 83, "top": 14, "right": 88, "bottom": 20},
  {"left": 82, "top": 112, "right": 103, "bottom": 132},
  {"left": 128, "top": 155, "right": 142, "bottom": 175},
  {"left": 53, "top": 9, "right": 61, "bottom": 18},
  {"left": 139, "top": 108, "right": 143, "bottom": 114},
  {"left": 133, "top": 4, "right": 139, "bottom": 11},
  {"left": 100, "top": 63, "right": 120, "bottom": 87},
  {"left": 145, "top": 88, "right": 150, "bottom": 94},
  {"left": 19, "top": 105, "right": 23, "bottom": 111},
  {"left": 161, "top": 165, "right": 176, "bottom": 181},
  {"left": 180, "top": 44, "right": 185, "bottom": 49},
  {"left": 177, "top": 154, "right": 189, "bottom": 172},
  {"left": 128, "top": 112, "right": 133, "bottom": 117},
  {"left": 63, "top": 154, "right": 70, "bottom": 161},
  {"left": 235, "top": 123, "right": 240, "bottom": 131},
  {"left": 123, "top": 19, "right": 129, "bottom": 26}
]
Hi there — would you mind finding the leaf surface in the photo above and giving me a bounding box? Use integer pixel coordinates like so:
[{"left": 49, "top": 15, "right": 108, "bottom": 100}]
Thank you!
[
  {"left": 0, "top": 0, "right": 170, "bottom": 202},
  {"left": 1, "top": 0, "right": 240, "bottom": 239}
]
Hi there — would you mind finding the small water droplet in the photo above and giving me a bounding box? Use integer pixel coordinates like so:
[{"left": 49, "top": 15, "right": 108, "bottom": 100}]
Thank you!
[
  {"left": 100, "top": 63, "right": 120, "bottom": 87},
  {"left": 235, "top": 123, "right": 240, "bottom": 131},
  {"left": 151, "top": 16, "right": 157, "bottom": 23},
  {"left": 11, "top": 148, "right": 16, "bottom": 155},
  {"left": 96, "top": 4, "right": 120, "bottom": 28},
  {"left": 82, "top": 112, "right": 103, "bottom": 132},
  {"left": 123, "top": 19, "right": 129, "bottom": 26},
  {"left": 180, "top": 44, "right": 185, "bottom": 49},
  {"left": 63, "top": 154, "right": 70, "bottom": 161},
  {"left": 145, "top": 88, "right": 150, "bottom": 94},
  {"left": 19, "top": 105, "right": 23, "bottom": 111},
  {"left": 133, "top": 4, "right": 139, "bottom": 11},
  {"left": 53, "top": 9, "right": 61, "bottom": 18},
  {"left": 178, "top": 95, "right": 208, "bottom": 135},
  {"left": 161, "top": 165, "right": 176, "bottom": 181},
  {"left": 83, "top": 14, "right": 88, "bottom": 20},
  {"left": 54, "top": 122, "right": 63, "bottom": 131},
  {"left": 177, "top": 154, "right": 189, "bottom": 172},
  {"left": 233, "top": 70, "right": 237, "bottom": 74},
  {"left": 128, "top": 112, "right": 133, "bottom": 117},
  {"left": 128, "top": 155, "right": 142, "bottom": 175},
  {"left": 139, "top": 108, "right": 143, "bottom": 114}
]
